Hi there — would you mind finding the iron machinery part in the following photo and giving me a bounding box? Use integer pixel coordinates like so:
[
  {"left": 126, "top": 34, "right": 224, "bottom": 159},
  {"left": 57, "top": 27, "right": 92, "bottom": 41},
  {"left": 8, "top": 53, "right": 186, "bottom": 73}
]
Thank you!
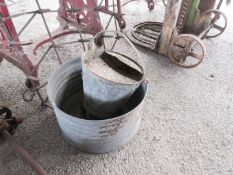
[
  {"left": 199, "top": 0, "right": 217, "bottom": 12},
  {"left": 25, "top": 79, "right": 33, "bottom": 89},
  {"left": 0, "top": 101, "right": 11, "bottom": 119},
  {"left": 0, "top": 101, "right": 47, "bottom": 174},
  {"left": 170, "top": 34, "right": 206, "bottom": 68},
  {"left": 146, "top": 0, "right": 154, "bottom": 10},
  {"left": 0, "top": 101, "right": 23, "bottom": 134},
  {"left": 201, "top": 9, "right": 227, "bottom": 39},
  {"left": 0, "top": 0, "right": 124, "bottom": 106},
  {"left": 176, "top": 0, "right": 193, "bottom": 33},
  {"left": 129, "top": 22, "right": 163, "bottom": 50}
]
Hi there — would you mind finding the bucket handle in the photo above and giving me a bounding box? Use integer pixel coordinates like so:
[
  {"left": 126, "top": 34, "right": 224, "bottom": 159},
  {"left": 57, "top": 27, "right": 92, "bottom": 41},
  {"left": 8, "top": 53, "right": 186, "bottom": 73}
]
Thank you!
[{"left": 93, "top": 30, "right": 145, "bottom": 76}]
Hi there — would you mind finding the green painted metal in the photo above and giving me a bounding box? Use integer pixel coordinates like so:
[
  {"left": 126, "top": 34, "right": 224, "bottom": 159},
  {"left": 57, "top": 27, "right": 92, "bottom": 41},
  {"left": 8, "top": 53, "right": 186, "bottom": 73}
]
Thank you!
[{"left": 185, "top": 0, "right": 200, "bottom": 31}]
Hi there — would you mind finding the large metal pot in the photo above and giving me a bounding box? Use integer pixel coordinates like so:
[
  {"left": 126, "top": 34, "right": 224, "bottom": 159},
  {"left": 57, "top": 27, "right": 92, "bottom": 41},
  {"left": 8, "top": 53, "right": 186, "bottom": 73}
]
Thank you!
[{"left": 47, "top": 58, "right": 147, "bottom": 153}]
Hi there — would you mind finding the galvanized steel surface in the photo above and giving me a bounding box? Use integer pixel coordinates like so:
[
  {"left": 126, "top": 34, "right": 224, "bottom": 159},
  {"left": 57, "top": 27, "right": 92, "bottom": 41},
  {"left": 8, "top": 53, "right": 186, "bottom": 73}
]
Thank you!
[
  {"left": 82, "top": 50, "right": 144, "bottom": 119},
  {"left": 47, "top": 58, "right": 147, "bottom": 153}
]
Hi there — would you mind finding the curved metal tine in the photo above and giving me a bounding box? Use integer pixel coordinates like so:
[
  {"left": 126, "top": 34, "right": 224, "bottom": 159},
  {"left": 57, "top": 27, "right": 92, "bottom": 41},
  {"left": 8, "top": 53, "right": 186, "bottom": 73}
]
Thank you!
[
  {"left": 134, "top": 28, "right": 159, "bottom": 40},
  {"left": 132, "top": 30, "right": 157, "bottom": 46}
]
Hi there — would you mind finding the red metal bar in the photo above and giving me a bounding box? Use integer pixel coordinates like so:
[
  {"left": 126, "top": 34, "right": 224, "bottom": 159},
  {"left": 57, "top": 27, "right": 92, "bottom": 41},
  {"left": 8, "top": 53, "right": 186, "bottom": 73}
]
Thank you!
[{"left": 0, "top": 0, "right": 39, "bottom": 87}]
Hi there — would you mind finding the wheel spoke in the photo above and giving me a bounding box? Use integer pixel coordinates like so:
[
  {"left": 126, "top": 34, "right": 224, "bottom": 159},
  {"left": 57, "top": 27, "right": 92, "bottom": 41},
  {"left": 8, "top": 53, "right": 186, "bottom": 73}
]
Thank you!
[
  {"left": 211, "top": 13, "right": 220, "bottom": 24},
  {"left": 174, "top": 43, "right": 185, "bottom": 48},
  {"left": 185, "top": 39, "right": 193, "bottom": 51},
  {"left": 213, "top": 24, "right": 224, "bottom": 31},
  {"left": 188, "top": 51, "right": 203, "bottom": 60}
]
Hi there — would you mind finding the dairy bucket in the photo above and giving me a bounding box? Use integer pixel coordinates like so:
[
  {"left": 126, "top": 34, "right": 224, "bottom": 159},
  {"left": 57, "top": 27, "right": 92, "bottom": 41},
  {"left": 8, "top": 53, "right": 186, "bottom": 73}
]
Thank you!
[{"left": 82, "top": 31, "right": 145, "bottom": 119}]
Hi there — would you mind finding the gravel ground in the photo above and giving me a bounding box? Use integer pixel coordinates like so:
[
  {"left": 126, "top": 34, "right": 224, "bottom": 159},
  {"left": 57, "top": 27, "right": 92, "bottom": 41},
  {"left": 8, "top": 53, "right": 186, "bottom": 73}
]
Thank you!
[{"left": 0, "top": 1, "right": 233, "bottom": 175}]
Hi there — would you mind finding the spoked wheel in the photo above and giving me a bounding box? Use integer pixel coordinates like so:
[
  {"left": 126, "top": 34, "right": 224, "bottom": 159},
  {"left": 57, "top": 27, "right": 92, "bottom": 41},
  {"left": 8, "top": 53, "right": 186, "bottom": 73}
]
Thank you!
[
  {"left": 170, "top": 34, "right": 206, "bottom": 68},
  {"left": 202, "top": 9, "right": 227, "bottom": 39}
]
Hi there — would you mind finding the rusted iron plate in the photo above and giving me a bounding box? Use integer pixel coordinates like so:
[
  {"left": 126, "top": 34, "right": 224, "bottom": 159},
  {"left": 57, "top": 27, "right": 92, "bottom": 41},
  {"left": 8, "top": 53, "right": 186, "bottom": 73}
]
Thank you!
[{"left": 127, "top": 22, "right": 163, "bottom": 51}]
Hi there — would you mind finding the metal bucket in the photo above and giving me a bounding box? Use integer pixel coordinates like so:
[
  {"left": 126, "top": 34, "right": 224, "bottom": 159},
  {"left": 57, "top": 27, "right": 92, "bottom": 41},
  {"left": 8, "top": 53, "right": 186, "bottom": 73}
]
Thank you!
[
  {"left": 82, "top": 31, "right": 145, "bottom": 119},
  {"left": 47, "top": 58, "right": 148, "bottom": 153}
]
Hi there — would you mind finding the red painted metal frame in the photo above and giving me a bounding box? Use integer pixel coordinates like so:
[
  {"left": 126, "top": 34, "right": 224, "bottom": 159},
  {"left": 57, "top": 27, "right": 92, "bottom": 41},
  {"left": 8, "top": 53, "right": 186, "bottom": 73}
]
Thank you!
[
  {"left": 0, "top": 0, "right": 39, "bottom": 87},
  {"left": 0, "top": 0, "right": 125, "bottom": 105},
  {"left": 32, "top": 0, "right": 125, "bottom": 54},
  {"left": 58, "top": 0, "right": 125, "bottom": 32}
]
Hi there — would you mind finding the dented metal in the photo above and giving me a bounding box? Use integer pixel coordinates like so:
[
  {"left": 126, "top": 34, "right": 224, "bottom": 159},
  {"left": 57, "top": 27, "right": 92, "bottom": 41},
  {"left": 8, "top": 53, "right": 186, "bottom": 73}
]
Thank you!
[{"left": 47, "top": 58, "right": 147, "bottom": 153}]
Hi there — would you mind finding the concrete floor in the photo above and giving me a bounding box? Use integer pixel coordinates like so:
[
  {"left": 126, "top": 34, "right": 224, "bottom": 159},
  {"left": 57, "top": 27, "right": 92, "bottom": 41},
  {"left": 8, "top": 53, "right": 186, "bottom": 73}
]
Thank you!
[{"left": 0, "top": 1, "right": 233, "bottom": 175}]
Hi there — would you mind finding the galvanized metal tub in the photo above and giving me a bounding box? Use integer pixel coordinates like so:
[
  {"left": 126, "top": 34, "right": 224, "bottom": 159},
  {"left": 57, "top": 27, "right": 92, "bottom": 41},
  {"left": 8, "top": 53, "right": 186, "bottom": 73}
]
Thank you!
[
  {"left": 82, "top": 49, "right": 144, "bottom": 119},
  {"left": 47, "top": 58, "right": 148, "bottom": 153}
]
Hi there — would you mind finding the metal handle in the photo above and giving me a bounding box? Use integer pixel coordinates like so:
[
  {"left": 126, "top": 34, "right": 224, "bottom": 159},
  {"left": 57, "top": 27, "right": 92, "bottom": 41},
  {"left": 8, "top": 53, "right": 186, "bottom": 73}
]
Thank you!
[{"left": 93, "top": 30, "right": 145, "bottom": 76}]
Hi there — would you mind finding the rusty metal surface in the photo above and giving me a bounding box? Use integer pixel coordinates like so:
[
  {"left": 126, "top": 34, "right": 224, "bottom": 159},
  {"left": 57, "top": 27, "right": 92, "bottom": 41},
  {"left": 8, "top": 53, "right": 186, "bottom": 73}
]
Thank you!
[
  {"left": 47, "top": 58, "right": 148, "bottom": 153},
  {"left": 0, "top": 101, "right": 23, "bottom": 134},
  {"left": 199, "top": 0, "right": 217, "bottom": 12},
  {"left": 176, "top": 0, "right": 193, "bottom": 33},
  {"left": 170, "top": 34, "right": 206, "bottom": 68},
  {"left": 127, "top": 22, "right": 163, "bottom": 50}
]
